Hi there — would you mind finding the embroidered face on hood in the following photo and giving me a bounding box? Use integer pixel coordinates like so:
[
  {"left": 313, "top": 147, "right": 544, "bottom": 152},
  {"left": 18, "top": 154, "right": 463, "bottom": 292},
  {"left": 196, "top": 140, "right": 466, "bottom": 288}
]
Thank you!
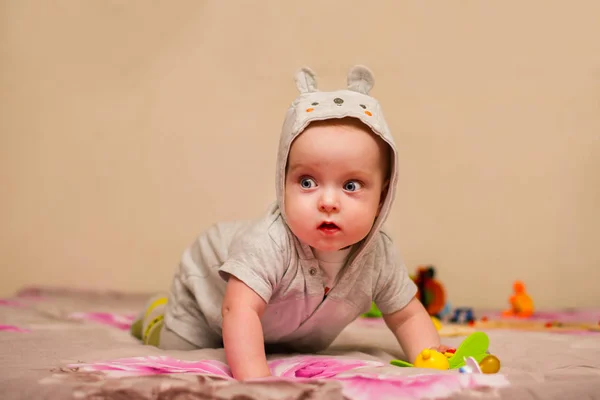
[{"left": 275, "top": 65, "right": 399, "bottom": 259}]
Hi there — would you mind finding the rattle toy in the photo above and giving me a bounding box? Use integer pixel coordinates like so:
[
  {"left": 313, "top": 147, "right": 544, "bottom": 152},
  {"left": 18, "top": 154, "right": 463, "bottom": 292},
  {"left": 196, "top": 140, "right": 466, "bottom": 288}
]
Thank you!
[
  {"left": 478, "top": 354, "right": 501, "bottom": 374},
  {"left": 390, "top": 331, "right": 500, "bottom": 373},
  {"left": 459, "top": 357, "right": 482, "bottom": 374},
  {"left": 413, "top": 348, "right": 449, "bottom": 370}
]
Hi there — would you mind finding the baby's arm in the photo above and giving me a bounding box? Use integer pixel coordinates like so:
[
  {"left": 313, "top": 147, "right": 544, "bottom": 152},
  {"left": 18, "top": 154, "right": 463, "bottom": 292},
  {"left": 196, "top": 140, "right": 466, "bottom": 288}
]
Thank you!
[
  {"left": 382, "top": 297, "right": 442, "bottom": 363},
  {"left": 222, "top": 276, "right": 271, "bottom": 380}
]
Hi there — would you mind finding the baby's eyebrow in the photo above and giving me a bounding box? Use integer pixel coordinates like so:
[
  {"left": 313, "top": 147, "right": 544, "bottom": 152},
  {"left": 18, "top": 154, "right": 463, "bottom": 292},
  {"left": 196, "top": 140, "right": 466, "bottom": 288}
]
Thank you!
[
  {"left": 343, "top": 172, "right": 374, "bottom": 184},
  {"left": 287, "top": 163, "right": 310, "bottom": 174}
]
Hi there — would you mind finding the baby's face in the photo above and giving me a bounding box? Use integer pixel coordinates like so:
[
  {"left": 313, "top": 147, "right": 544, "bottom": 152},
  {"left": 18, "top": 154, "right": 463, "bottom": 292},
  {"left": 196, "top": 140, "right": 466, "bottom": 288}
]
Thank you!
[{"left": 284, "top": 120, "right": 388, "bottom": 252}]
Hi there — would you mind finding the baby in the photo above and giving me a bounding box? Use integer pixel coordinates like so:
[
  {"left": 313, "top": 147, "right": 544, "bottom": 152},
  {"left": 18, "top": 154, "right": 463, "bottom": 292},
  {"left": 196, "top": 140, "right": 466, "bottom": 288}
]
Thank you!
[{"left": 132, "top": 65, "right": 445, "bottom": 380}]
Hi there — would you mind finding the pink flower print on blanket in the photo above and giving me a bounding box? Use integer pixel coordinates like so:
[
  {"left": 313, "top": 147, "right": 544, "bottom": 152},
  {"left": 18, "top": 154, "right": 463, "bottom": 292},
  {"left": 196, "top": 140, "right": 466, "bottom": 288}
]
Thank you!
[
  {"left": 0, "top": 295, "right": 46, "bottom": 308},
  {"left": 336, "top": 373, "right": 509, "bottom": 400},
  {"left": 69, "top": 356, "right": 233, "bottom": 378},
  {"left": 0, "top": 324, "right": 31, "bottom": 333},
  {"left": 0, "top": 299, "right": 25, "bottom": 307},
  {"left": 68, "top": 355, "right": 381, "bottom": 380},
  {"left": 269, "top": 355, "right": 384, "bottom": 379},
  {"left": 69, "top": 312, "right": 136, "bottom": 330}
]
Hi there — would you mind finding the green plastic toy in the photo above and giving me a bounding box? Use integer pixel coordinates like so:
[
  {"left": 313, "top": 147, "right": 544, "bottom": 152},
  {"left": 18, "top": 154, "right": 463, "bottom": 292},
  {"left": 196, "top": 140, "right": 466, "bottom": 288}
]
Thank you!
[
  {"left": 390, "top": 331, "right": 490, "bottom": 370},
  {"left": 362, "top": 302, "right": 382, "bottom": 318}
]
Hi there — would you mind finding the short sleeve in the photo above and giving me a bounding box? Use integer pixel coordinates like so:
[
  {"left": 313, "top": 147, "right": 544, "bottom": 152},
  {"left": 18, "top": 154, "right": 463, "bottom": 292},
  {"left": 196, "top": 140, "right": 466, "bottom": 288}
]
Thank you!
[
  {"left": 372, "top": 233, "right": 418, "bottom": 315},
  {"left": 218, "top": 219, "right": 290, "bottom": 304}
]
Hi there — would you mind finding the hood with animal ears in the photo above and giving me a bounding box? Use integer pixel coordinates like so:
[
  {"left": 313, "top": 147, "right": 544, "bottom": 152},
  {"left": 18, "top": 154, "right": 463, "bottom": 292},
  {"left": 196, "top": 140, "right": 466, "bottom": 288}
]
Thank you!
[{"left": 275, "top": 65, "right": 400, "bottom": 260}]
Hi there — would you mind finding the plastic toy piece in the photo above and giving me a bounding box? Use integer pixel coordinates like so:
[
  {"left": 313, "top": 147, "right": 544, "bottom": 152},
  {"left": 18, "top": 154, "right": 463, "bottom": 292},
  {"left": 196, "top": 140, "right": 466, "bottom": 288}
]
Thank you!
[
  {"left": 447, "top": 331, "right": 490, "bottom": 369},
  {"left": 459, "top": 357, "right": 483, "bottom": 374},
  {"left": 479, "top": 354, "right": 501, "bottom": 374},
  {"left": 443, "top": 348, "right": 456, "bottom": 358},
  {"left": 431, "top": 316, "right": 442, "bottom": 331},
  {"left": 361, "top": 302, "right": 382, "bottom": 318},
  {"left": 390, "top": 332, "right": 493, "bottom": 371},
  {"left": 450, "top": 307, "right": 475, "bottom": 324},
  {"left": 413, "top": 349, "right": 449, "bottom": 370},
  {"left": 502, "top": 280, "right": 534, "bottom": 318},
  {"left": 447, "top": 331, "right": 489, "bottom": 369},
  {"left": 390, "top": 359, "right": 413, "bottom": 368}
]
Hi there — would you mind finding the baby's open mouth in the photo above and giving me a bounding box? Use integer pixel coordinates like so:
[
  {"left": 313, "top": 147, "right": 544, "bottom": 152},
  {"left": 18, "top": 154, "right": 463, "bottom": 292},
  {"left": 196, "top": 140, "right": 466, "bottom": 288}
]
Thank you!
[{"left": 318, "top": 222, "right": 340, "bottom": 231}]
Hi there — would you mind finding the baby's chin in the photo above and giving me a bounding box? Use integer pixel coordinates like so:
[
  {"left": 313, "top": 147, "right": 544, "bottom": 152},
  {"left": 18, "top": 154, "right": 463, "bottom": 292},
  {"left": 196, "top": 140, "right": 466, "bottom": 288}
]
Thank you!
[
  {"left": 296, "top": 236, "right": 342, "bottom": 252},
  {"left": 309, "top": 239, "right": 355, "bottom": 253},
  {"left": 311, "top": 244, "right": 344, "bottom": 252}
]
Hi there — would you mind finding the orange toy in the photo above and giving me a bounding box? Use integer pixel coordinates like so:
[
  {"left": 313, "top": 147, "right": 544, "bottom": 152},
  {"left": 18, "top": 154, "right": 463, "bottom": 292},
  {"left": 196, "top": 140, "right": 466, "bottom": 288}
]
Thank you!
[{"left": 502, "top": 281, "right": 534, "bottom": 318}]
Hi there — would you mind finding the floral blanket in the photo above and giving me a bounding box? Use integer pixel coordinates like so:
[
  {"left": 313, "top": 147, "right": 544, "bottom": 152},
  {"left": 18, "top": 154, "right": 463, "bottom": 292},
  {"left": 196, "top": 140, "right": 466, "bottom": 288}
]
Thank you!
[{"left": 1, "top": 287, "right": 599, "bottom": 400}]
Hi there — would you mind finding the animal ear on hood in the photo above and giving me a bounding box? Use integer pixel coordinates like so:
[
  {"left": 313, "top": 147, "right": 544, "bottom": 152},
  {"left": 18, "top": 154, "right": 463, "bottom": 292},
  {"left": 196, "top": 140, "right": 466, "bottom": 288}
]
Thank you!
[
  {"left": 295, "top": 67, "right": 319, "bottom": 94},
  {"left": 347, "top": 65, "right": 374, "bottom": 95}
]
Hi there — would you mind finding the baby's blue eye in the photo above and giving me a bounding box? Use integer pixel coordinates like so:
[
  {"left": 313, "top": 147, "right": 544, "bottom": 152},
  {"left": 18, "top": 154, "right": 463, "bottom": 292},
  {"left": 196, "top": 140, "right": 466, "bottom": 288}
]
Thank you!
[
  {"left": 344, "top": 181, "right": 362, "bottom": 192},
  {"left": 300, "top": 177, "right": 316, "bottom": 189}
]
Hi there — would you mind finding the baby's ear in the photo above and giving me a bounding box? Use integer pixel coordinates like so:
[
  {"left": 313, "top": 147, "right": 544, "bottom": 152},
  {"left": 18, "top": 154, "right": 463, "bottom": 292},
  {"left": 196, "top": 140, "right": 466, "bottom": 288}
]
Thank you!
[
  {"left": 347, "top": 65, "right": 374, "bottom": 95},
  {"left": 295, "top": 67, "right": 318, "bottom": 93},
  {"left": 378, "top": 179, "right": 390, "bottom": 215}
]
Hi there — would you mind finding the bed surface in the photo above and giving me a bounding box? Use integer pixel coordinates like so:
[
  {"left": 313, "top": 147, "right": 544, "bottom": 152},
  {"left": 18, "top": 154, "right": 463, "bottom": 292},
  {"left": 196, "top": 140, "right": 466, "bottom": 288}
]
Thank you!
[{"left": 1, "top": 287, "right": 599, "bottom": 399}]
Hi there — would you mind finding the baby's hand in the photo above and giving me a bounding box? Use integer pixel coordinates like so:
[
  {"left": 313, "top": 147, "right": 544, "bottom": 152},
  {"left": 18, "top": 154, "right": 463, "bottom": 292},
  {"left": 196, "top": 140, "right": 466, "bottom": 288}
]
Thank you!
[{"left": 431, "top": 344, "right": 451, "bottom": 353}]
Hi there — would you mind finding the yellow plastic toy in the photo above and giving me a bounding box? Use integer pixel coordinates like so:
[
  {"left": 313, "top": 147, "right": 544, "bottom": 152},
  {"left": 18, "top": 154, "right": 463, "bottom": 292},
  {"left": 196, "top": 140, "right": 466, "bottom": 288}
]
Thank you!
[
  {"left": 478, "top": 354, "right": 501, "bottom": 374},
  {"left": 502, "top": 280, "right": 534, "bottom": 318},
  {"left": 431, "top": 316, "right": 442, "bottom": 331},
  {"left": 413, "top": 348, "right": 450, "bottom": 370}
]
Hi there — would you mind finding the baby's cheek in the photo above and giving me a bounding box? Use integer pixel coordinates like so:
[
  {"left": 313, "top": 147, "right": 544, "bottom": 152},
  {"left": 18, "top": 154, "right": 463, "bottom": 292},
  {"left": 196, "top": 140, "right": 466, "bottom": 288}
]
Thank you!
[
  {"left": 355, "top": 207, "right": 379, "bottom": 234},
  {"left": 345, "top": 214, "right": 368, "bottom": 236}
]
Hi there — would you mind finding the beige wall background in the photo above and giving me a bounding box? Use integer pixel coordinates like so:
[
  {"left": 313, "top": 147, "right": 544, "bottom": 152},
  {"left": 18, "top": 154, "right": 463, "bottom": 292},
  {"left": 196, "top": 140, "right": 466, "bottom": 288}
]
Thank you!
[{"left": 1, "top": 1, "right": 599, "bottom": 309}]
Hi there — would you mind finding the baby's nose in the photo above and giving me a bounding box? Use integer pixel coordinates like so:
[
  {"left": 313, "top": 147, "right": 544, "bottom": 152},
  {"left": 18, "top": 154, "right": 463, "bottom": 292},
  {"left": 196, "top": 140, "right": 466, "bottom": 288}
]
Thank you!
[
  {"left": 318, "top": 191, "right": 340, "bottom": 213},
  {"left": 319, "top": 202, "right": 338, "bottom": 212}
]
